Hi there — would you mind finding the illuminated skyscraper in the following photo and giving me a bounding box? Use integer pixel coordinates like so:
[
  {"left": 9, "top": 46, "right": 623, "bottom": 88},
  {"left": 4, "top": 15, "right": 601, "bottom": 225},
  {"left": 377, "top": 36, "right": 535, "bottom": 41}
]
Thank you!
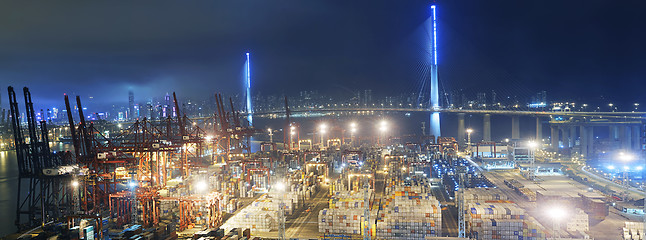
[{"left": 128, "top": 90, "right": 134, "bottom": 120}]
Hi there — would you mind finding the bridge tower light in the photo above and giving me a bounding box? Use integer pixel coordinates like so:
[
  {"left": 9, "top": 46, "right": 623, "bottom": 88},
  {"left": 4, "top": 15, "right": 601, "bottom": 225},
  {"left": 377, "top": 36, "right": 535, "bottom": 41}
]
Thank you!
[{"left": 429, "top": 4, "right": 441, "bottom": 137}]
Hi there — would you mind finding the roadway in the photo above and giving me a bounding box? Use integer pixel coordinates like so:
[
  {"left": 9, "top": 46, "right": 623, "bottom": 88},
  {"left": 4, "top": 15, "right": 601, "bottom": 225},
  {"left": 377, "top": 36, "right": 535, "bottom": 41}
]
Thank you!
[
  {"left": 253, "top": 107, "right": 646, "bottom": 119},
  {"left": 578, "top": 165, "right": 645, "bottom": 200},
  {"left": 251, "top": 185, "right": 329, "bottom": 239},
  {"left": 430, "top": 185, "right": 457, "bottom": 237},
  {"left": 284, "top": 185, "right": 329, "bottom": 239}
]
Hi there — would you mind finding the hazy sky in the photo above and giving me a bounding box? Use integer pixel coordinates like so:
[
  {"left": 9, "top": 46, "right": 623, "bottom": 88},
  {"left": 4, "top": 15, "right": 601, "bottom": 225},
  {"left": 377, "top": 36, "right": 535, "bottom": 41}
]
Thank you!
[{"left": 1, "top": 0, "right": 645, "bottom": 111}]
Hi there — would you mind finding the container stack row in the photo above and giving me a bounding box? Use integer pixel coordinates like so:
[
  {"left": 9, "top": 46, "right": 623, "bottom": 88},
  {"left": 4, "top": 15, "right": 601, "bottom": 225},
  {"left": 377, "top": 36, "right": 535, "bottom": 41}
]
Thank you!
[
  {"left": 375, "top": 188, "right": 442, "bottom": 239},
  {"left": 624, "top": 222, "right": 645, "bottom": 240},
  {"left": 318, "top": 189, "right": 376, "bottom": 236},
  {"left": 318, "top": 208, "right": 372, "bottom": 235},
  {"left": 221, "top": 192, "right": 300, "bottom": 233},
  {"left": 467, "top": 202, "right": 525, "bottom": 239},
  {"left": 522, "top": 215, "right": 549, "bottom": 240}
]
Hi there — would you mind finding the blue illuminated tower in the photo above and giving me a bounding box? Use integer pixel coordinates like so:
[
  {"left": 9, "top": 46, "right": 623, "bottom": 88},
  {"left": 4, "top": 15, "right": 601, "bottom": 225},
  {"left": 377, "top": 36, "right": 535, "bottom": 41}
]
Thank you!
[
  {"left": 429, "top": 4, "right": 441, "bottom": 137},
  {"left": 245, "top": 52, "right": 253, "bottom": 126}
]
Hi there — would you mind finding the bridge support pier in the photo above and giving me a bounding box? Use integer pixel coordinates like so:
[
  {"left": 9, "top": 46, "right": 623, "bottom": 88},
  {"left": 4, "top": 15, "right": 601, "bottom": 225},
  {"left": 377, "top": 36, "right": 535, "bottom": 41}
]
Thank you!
[
  {"left": 511, "top": 116, "right": 520, "bottom": 140},
  {"left": 457, "top": 113, "right": 465, "bottom": 147},
  {"left": 551, "top": 126, "right": 559, "bottom": 151},
  {"left": 580, "top": 126, "right": 588, "bottom": 158},
  {"left": 610, "top": 126, "right": 619, "bottom": 141},
  {"left": 536, "top": 117, "right": 542, "bottom": 141},
  {"left": 624, "top": 126, "right": 631, "bottom": 150},
  {"left": 633, "top": 126, "right": 641, "bottom": 151},
  {"left": 483, "top": 114, "right": 491, "bottom": 142},
  {"left": 587, "top": 127, "right": 594, "bottom": 158},
  {"left": 570, "top": 127, "right": 576, "bottom": 148},
  {"left": 561, "top": 127, "right": 570, "bottom": 148},
  {"left": 622, "top": 126, "right": 631, "bottom": 150}
]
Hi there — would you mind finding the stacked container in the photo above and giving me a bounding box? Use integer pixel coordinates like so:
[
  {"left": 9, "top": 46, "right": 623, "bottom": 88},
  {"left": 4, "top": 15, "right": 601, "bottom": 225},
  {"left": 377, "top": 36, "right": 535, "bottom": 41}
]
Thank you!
[
  {"left": 318, "top": 208, "right": 366, "bottom": 235},
  {"left": 328, "top": 190, "right": 374, "bottom": 210},
  {"left": 624, "top": 221, "right": 644, "bottom": 240},
  {"left": 518, "top": 188, "right": 536, "bottom": 202},
  {"left": 522, "top": 215, "right": 549, "bottom": 240},
  {"left": 375, "top": 188, "right": 442, "bottom": 239},
  {"left": 318, "top": 189, "right": 376, "bottom": 236},
  {"left": 221, "top": 192, "right": 301, "bottom": 233},
  {"left": 467, "top": 202, "right": 525, "bottom": 239},
  {"left": 566, "top": 208, "right": 589, "bottom": 232},
  {"left": 462, "top": 188, "right": 510, "bottom": 203}
]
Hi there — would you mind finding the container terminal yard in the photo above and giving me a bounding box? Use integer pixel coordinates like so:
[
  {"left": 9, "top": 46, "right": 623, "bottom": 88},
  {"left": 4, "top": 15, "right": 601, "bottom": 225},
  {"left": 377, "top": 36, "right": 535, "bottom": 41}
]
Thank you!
[{"left": 1, "top": 86, "right": 644, "bottom": 240}]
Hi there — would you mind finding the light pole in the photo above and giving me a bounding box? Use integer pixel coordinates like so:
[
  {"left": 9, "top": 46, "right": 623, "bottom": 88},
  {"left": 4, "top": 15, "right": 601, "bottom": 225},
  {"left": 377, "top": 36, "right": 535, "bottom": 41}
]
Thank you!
[
  {"left": 378, "top": 120, "right": 388, "bottom": 145},
  {"left": 71, "top": 179, "right": 80, "bottom": 214},
  {"left": 319, "top": 123, "right": 327, "bottom": 148},
  {"left": 275, "top": 182, "right": 286, "bottom": 240},
  {"left": 350, "top": 122, "right": 357, "bottom": 147},
  {"left": 268, "top": 128, "right": 273, "bottom": 143},
  {"left": 528, "top": 141, "right": 538, "bottom": 180},
  {"left": 547, "top": 206, "right": 566, "bottom": 239},
  {"left": 290, "top": 126, "right": 296, "bottom": 150},
  {"left": 619, "top": 152, "right": 635, "bottom": 201},
  {"left": 466, "top": 128, "right": 473, "bottom": 146}
]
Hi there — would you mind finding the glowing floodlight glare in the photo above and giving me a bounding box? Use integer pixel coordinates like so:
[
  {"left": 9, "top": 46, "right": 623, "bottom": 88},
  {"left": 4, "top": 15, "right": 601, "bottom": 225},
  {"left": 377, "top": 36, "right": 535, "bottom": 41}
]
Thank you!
[
  {"left": 196, "top": 181, "right": 208, "bottom": 192},
  {"left": 547, "top": 206, "right": 567, "bottom": 220},
  {"left": 275, "top": 182, "right": 285, "bottom": 192}
]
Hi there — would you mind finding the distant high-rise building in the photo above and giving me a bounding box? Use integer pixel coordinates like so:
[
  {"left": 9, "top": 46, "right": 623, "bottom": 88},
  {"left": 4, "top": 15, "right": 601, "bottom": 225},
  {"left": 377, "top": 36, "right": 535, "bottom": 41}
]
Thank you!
[
  {"left": 477, "top": 92, "right": 487, "bottom": 107},
  {"left": 163, "top": 93, "right": 170, "bottom": 118},
  {"left": 491, "top": 90, "right": 497, "bottom": 105},
  {"left": 529, "top": 90, "right": 548, "bottom": 108},
  {"left": 364, "top": 89, "right": 372, "bottom": 106},
  {"left": 539, "top": 90, "right": 547, "bottom": 104},
  {"left": 128, "top": 91, "right": 135, "bottom": 120},
  {"left": 52, "top": 108, "right": 59, "bottom": 120},
  {"left": 134, "top": 104, "right": 140, "bottom": 119}
]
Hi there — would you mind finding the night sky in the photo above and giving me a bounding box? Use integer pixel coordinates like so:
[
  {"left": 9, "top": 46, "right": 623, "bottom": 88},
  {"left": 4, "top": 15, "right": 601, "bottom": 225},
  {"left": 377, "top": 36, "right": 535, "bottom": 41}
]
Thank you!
[{"left": 1, "top": 0, "right": 645, "bottom": 110}]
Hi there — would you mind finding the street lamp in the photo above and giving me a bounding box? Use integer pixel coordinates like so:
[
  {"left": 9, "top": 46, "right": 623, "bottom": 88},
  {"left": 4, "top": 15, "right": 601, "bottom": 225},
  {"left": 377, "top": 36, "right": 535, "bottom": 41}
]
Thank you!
[
  {"left": 547, "top": 205, "right": 567, "bottom": 239},
  {"left": 350, "top": 122, "right": 357, "bottom": 146},
  {"left": 466, "top": 128, "right": 473, "bottom": 145},
  {"left": 274, "top": 181, "right": 286, "bottom": 240},
  {"left": 71, "top": 180, "right": 80, "bottom": 213},
  {"left": 527, "top": 141, "right": 538, "bottom": 180},
  {"left": 619, "top": 152, "right": 635, "bottom": 190},
  {"left": 195, "top": 180, "right": 208, "bottom": 193},
  {"left": 379, "top": 120, "right": 388, "bottom": 133},
  {"left": 290, "top": 126, "right": 296, "bottom": 149},
  {"left": 619, "top": 152, "right": 635, "bottom": 162},
  {"left": 378, "top": 120, "right": 388, "bottom": 145},
  {"left": 319, "top": 123, "right": 327, "bottom": 147},
  {"left": 268, "top": 128, "right": 273, "bottom": 142}
]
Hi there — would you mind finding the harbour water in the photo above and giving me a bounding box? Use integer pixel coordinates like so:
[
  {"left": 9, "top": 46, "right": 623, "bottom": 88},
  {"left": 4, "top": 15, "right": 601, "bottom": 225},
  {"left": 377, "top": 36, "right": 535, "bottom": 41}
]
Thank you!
[{"left": 0, "top": 149, "right": 19, "bottom": 237}]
